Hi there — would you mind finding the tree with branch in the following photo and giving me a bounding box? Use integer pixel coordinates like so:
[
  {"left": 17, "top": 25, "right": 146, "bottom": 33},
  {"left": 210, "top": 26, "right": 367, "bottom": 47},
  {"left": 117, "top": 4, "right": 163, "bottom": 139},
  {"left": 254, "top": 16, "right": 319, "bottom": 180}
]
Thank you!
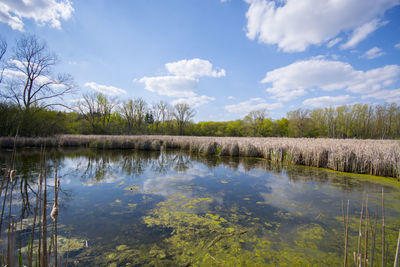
[
  {"left": 173, "top": 103, "right": 195, "bottom": 135},
  {"left": 1, "top": 35, "right": 75, "bottom": 110},
  {"left": 0, "top": 36, "right": 6, "bottom": 84}
]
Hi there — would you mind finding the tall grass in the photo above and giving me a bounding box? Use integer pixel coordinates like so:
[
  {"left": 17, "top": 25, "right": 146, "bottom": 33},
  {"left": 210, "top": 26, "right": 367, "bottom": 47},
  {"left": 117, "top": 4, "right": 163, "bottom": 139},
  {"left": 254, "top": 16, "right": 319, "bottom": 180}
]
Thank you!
[{"left": 1, "top": 135, "right": 399, "bottom": 178}]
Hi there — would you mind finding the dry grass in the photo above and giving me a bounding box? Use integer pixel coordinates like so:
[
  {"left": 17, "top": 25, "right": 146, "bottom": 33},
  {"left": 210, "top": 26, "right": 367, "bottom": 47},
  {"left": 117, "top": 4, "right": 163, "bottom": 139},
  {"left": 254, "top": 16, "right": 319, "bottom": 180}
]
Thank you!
[{"left": 0, "top": 135, "right": 399, "bottom": 178}]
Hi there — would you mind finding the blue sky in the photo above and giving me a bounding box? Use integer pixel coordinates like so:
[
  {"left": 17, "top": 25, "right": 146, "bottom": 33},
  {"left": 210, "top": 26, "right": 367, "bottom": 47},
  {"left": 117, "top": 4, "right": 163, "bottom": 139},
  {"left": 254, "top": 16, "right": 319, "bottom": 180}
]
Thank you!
[{"left": 1, "top": 0, "right": 400, "bottom": 121}]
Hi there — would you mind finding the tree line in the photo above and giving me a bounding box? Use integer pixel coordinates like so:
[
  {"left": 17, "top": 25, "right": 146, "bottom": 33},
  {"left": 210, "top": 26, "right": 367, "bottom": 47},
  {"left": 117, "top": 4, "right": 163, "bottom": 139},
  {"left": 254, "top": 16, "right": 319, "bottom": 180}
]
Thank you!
[{"left": 0, "top": 35, "right": 399, "bottom": 139}]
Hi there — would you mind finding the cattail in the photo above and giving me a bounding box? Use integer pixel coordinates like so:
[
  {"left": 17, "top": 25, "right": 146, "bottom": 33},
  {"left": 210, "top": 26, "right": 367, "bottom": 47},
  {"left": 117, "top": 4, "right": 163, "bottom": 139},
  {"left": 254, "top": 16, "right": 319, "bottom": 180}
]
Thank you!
[
  {"left": 10, "top": 170, "right": 15, "bottom": 182},
  {"left": 51, "top": 202, "right": 58, "bottom": 221}
]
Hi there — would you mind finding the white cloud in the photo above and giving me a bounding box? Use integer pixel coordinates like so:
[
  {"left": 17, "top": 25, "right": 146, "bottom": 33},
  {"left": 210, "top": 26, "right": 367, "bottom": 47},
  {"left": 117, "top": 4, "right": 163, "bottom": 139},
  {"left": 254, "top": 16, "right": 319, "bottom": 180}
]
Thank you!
[
  {"left": 138, "top": 58, "right": 224, "bottom": 108},
  {"left": 244, "top": 0, "right": 398, "bottom": 52},
  {"left": 363, "top": 89, "right": 400, "bottom": 103},
  {"left": 225, "top": 98, "right": 283, "bottom": 114},
  {"left": 0, "top": 0, "right": 74, "bottom": 31},
  {"left": 362, "top": 47, "right": 385, "bottom": 59},
  {"left": 165, "top": 58, "right": 226, "bottom": 78},
  {"left": 261, "top": 58, "right": 400, "bottom": 101},
  {"left": 327, "top": 38, "right": 342, "bottom": 48},
  {"left": 85, "top": 82, "right": 127, "bottom": 96},
  {"left": 172, "top": 95, "right": 216, "bottom": 108},
  {"left": 341, "top": 20, "right": 387, "bottom": 49},
  {"left": 139, "top": 76, "right": 197, "bottom": 98},
  {"left": 302, "top": 95, "right": 354, "bottom": 108},
  {"left": 395, "top": 43, "right": 400, "bottom": 49},
  {"left": 228, "top": 96, "right": 235, "bottom": 100}
]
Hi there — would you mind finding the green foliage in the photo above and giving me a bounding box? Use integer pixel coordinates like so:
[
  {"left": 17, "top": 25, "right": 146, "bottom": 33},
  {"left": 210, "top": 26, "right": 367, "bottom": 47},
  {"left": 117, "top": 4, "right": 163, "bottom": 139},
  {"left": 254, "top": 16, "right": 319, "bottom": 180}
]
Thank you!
[{"left": 1, "top": 99, "right": 400, "bottom": 139}]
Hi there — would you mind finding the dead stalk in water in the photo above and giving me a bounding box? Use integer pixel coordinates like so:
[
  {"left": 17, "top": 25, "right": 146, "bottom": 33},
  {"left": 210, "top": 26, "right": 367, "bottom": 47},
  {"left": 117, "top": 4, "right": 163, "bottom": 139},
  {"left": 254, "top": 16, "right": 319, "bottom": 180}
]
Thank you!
[
  {"left": 394, "top": 230, "right": 400, "bottom": 267},
  {"left": 344, "top": 200, "right": 349, "bottom": 267},
  {"left": 364, "top": 195, "right": 368, "bottom": 267},
  {"left": 382, "top": 188, "right": 385, "bottom": 267},
  {"left": 357, "top": 196, "right": 365, "bottom": 266}
]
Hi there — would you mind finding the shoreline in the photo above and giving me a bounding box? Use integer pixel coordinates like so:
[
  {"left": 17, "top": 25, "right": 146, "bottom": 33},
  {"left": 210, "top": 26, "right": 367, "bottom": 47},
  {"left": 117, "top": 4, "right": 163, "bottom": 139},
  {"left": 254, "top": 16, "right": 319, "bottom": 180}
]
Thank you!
[{"left": 0, "top": 135, "right": 399, "bottom": 179}]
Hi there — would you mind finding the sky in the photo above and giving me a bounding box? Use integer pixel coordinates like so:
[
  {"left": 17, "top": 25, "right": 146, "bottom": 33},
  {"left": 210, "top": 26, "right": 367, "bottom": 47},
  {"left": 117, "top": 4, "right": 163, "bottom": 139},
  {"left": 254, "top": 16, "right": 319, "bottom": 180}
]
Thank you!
[{"left": 0, "top": 0, "right": 400, "bottom": 121}]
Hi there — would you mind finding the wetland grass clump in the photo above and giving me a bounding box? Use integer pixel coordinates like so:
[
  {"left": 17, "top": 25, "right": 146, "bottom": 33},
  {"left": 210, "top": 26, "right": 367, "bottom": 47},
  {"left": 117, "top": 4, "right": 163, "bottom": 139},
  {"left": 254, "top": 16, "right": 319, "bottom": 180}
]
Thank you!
[{"left": 0, "top": 135, "right": 399, "bottom": 178}]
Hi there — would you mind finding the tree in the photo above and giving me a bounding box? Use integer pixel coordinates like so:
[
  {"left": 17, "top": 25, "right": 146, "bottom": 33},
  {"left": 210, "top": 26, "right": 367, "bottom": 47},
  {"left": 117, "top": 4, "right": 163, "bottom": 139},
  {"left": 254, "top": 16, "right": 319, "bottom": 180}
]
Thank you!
[
  {"left": 244, "top": 109, "right": 266, "bottom": 136},
  {"left": 173, "top": 103, "right": 195, "bottom": 135},
  {"left": 0, "top": 36, "right": 6, "bottom": 84},
  {"left": 121, "top": 99, "right": 135, "bottom": 134},
  {"left": 1, "top": 35, "right": 75, "bottom": 110},
  {"left": 133, "top": 98, "right": 147, "bottom": 131},
  {"left": 287, "top": 109, "right": 314, "bottom": 137},
  {"left": 76, "top": 92, "right": 117, "bottom": 133}
]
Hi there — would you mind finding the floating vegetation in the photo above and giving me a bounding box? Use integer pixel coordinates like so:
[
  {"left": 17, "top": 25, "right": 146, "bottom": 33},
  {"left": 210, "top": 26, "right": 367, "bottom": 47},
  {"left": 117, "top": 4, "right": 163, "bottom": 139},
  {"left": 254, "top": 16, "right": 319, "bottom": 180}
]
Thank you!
[
  {"left": 124, "top": 184, "right": 140, "bottom": 194},
  {"left": 1, "top": 148, "right": 400, "bottom": 266}
]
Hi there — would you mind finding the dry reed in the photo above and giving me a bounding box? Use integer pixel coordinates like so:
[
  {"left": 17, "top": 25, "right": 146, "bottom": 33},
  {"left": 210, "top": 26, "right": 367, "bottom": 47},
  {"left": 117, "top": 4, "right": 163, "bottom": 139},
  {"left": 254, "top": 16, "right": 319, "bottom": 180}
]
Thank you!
[{"left": 1, "top": 135, "right": 399, "bottom": 178}]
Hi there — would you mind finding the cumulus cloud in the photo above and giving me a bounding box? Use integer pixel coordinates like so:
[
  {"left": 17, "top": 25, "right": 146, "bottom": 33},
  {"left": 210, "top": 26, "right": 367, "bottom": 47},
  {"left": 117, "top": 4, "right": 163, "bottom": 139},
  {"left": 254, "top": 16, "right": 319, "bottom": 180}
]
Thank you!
[
  {"left": 138, "top": 58, "right": 224, "bottom": 107},
  {"left": 172, "top": 95, "right": 215, "bottom": 108},
  {"left": 302, "top": 95, "right": 354, "bottom": 108},
  {"left": 363, "top": 89, "right": 400, "bottom": 103},
  {"left": 261, "top": 58, "right": 400, "bottom": 101},
  {"left": 224, "top": 98, "right": 283, "bottom": 114},
  {"left": 165, "top": 58, "right": 226, "bottom": 78},
  {"left": 85, "top": 82, "right": 127, "bottom": 96},
  {"left": 395, "top": 43, "right": 400, "bottom": 49},
  {"left": 139, "top": 76, "right": 197, "bottom": 98},
  {"left": 361, "top": 47, "right": 385, "bottom": 59},
  {"left": 244, "top": 0, "right": 398, "bottom": 52},
  {"left": 0, "top": 0, "right": 74, "bottom": 31}
]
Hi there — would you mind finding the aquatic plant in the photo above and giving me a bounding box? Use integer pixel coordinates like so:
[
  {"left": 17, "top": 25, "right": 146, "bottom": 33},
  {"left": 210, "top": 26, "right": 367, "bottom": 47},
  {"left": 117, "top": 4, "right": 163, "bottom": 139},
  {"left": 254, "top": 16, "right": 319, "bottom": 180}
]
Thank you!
[
  {"left": 0, "top": 147, "right": 69, "bottom": 267},
  {"left": 342, "top": 190, "right": 400, "bottom": 267},
  {"left": 0, "top": 135, "right": 399, "bottom": 178}
]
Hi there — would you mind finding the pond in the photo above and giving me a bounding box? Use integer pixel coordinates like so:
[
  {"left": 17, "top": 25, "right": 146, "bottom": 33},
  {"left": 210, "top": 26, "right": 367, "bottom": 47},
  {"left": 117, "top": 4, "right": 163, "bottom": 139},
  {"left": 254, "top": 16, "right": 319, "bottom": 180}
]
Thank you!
[{"left": 0, "top": 148, "right": 399, "bottom": 266}]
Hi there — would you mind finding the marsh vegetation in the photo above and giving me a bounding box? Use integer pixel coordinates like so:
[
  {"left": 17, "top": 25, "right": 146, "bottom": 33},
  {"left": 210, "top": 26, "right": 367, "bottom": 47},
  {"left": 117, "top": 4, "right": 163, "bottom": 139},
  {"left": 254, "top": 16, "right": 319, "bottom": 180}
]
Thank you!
[
  {"left": 0, "top": 148, "right": 399, "bottom": 266},
  {"left": 1, "top": 135, "right": 399, "bottom": 178}
]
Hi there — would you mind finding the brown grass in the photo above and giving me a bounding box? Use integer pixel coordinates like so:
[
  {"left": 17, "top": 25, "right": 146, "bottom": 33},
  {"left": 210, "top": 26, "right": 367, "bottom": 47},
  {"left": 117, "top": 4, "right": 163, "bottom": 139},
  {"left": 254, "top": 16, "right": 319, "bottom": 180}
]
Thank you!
[{"left": 0, "top": 135, "right": 399, "bottom": 178}]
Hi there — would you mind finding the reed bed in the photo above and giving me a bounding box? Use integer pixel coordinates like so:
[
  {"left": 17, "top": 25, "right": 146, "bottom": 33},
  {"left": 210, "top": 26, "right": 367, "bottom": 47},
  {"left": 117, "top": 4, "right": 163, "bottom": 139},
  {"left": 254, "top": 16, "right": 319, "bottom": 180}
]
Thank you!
[{"left": 0, "top": 135, "right": 399, "bottom": 178}]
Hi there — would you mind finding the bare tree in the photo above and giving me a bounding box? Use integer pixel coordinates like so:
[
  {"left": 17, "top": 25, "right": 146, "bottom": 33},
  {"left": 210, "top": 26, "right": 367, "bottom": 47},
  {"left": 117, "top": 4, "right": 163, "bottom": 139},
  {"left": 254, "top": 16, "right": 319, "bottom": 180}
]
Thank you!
[
  {"left": 1, "top": 35, "right": 75, "bottom": 110},
  {"left": 76, "top": 93, "right": 117, "bottom": 132},
  {"left": 0, "top": 36, "right": 6, "bottom": 84},
  {"left": 173, "top": 103, "right": 195, "bottom": 135},
  {"left": 121, "top": 99, "right": 135, "bottom": 134},
  {"left": 120, "top": 98, "right": 148, "bottom": 134},
  {"left": 133, "top": 98, "right": 147, "bottom": 130}
]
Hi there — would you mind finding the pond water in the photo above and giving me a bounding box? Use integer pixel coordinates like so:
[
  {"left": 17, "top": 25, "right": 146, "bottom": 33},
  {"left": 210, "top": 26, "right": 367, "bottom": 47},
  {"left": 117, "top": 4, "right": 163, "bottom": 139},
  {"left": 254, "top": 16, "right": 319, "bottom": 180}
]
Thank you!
[{"left": 0, "top": 148, "right": 399, "bottom": 266}]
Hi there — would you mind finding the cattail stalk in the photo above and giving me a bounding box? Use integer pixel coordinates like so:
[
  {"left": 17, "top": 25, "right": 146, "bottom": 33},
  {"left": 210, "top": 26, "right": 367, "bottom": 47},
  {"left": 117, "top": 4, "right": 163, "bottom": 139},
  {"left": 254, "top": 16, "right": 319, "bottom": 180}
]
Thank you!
[
  {"left": 363, "top": 195, "right": 368, "bottom": 267},
  {"left": 51, "top": 170, "right": 60, "bottom": 267},
  {"left": 0, "top": 170, "right": 10, "bottom": 238},
  {"left": 357, "top": 197, "right": 365, "bottom": 266},
  {"left": 370, "top": 205, "right": 378, "bottom": 267},
  {"left": 344, "top": 200, "right": 349, "bottom": 267},
  {"left": 382, "top": 188, "right": 385, "bottom": 267},
  {"left": 42, "top": 159, "right": 48, "bottom": 267},
  {"left": 394, "top": 230, "right": 400, "bottom": 267},
  {"left": 0, "top": 167, "right": 9, "bottom": 203}
]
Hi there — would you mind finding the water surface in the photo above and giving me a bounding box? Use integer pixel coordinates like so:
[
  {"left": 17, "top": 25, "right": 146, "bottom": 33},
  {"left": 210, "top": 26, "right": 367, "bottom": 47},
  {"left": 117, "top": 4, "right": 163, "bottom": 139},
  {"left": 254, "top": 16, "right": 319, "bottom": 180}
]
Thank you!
[{"left": 1, "top": 148, "right": 399, "bottom": 266}]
